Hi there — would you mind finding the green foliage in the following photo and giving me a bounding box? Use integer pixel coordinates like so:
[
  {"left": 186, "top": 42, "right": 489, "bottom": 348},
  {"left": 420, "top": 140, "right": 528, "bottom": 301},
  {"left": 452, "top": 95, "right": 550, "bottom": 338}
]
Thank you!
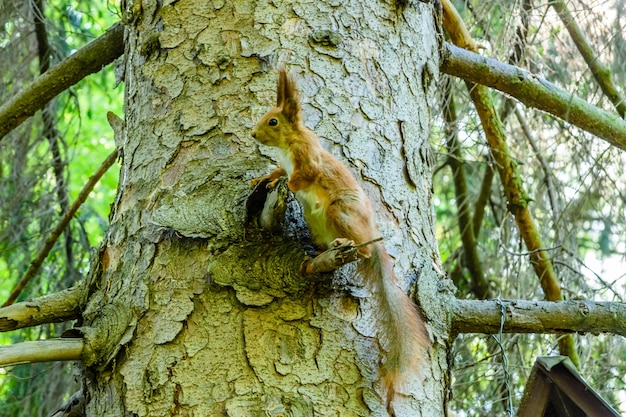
[
  {"left": 60, "top": 70, "right": 122, "bottom": 240},
  {"left": 0, "top": 0, "right": 121, "bottom": 415}
]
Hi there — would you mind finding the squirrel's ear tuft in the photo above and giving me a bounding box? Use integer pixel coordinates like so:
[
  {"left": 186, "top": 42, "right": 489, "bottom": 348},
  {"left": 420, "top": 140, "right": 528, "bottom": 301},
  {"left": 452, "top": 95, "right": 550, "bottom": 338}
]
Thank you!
[
  {"left": 278, "top": 69, "right": 301, "bottom": 123},
  {"left": 277, "top": 68, "right": 288, "bottom": 107},
  {"left": 283, "top": 97, "right": 302, "bottom": 123}
]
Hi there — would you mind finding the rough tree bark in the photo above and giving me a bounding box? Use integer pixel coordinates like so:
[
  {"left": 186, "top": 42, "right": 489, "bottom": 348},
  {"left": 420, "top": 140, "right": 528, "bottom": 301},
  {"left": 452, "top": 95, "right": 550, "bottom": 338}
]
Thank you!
[{"left": 80, "top": 0, "right": 447, "bottom": 416}]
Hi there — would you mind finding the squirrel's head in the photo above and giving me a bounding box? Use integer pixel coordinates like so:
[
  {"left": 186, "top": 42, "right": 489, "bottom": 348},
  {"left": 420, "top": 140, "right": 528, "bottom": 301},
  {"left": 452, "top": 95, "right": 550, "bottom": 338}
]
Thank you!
[{"left": 252, "top": 68, "right": 302, "bottom": 149}]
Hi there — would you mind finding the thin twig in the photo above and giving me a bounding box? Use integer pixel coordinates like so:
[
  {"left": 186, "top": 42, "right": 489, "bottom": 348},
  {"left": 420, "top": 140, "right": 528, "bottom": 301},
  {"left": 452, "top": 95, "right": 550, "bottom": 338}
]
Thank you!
[
  {"left": 443, "top": 78, "right": 490, "bottom": 299},
  {"left": 349, "top": 237, "right": 383, "bottom": 250},
  {"left": 33, "top": 0, "right": 74, "bottom": 271},
  {"left": 514, "top": 106, "right": 560, "bottom": 217},
  {"left": 2, "top": 150, "right": 118, "bottom": 307}
]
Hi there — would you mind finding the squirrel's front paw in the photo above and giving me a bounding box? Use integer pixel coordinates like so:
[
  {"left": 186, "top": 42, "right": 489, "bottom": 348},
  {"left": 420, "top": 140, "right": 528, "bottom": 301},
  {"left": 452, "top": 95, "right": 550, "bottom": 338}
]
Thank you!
[
  {"left": 250, "top": 176, "right": 282, "bottom": 190},
  {"left": 330, "top": 238, "right": 353, "bottom": 248},
  {"left": 249, "top": 176, "right": 264, "bottom": 189}
]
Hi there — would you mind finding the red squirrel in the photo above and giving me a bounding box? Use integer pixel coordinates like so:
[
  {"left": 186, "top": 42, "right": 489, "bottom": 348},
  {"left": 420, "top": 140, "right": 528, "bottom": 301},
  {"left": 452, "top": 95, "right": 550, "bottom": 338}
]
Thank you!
[{"left": 250, "top": 69, "right": 428, "bottom": 406}]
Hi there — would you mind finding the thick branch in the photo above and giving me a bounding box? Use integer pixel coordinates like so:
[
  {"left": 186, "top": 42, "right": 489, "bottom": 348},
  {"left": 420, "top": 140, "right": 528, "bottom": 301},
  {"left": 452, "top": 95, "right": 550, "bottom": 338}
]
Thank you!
[
  {"left": 0, "top": 286, "right": 82, "bottom": 332},
  {"left": 0, "top": 338, "right": 83, "bottom": 367},
  {"left": 440, "top": 42, "right": 626, "bottom": 151},
  {"left": 0, "top": 23, "right": 125, "bottom": 140},
  {"left": 451, "top": 299, "right": 626, "bottom": 337}
]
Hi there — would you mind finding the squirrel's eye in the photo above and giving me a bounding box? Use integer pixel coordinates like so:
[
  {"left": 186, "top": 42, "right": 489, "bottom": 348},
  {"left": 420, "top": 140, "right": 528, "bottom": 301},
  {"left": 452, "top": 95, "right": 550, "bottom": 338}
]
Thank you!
[{"left": 268, "top": 118, "right": 278, "bottom": 126}]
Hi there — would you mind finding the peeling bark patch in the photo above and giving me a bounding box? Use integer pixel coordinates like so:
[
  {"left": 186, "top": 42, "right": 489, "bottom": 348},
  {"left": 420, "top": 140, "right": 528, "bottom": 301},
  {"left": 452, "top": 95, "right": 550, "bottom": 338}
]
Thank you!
[
  {"left": 158, "top": 5, "right": 187, "bottom": 48},
  {"left": 244, "top": 309, "right": 323, "bottom": 385},
  {"left": 151, "top": 288, "right": 195, "bottom": 344},
  {"left": 224, "top": 391, "right": 314, "bottom": 415},
  {"left": 309, "top": 29, "right": 344, "bottom": 58},
  {"left": 316, "top": 294, "right": 359, "bottom": 323},
  {"left": 153, "top": 63, "right": 183, "bottom": 99},
  {"left": 334, "top": 350, "right": 361, "bottom": 385},
  {"left": 152, "top": 316, "right": 185, "bottom": 345},
  {"left": 183, "top": 317, "right": 209, "bottom": 357},
  {"left": 239, "top": 295, "right": 375, "bottom": 414},
  {"left": 235, "top": 288, "right": 275, "bottom": 306},
  {"left": 298, "top": 381, "right": 350, "bottom": 410},
  {"left": 398, "top": 121, "right": 417, "bottom": 190},
  {"left": 359, "top": 98, "right": 384, "bottom": 121},
  {"left": 310, "top": 29, "right": 342, "bottom": 47},
  {"left": 398, "top": 120, "right": 421, "bottom": 190}
]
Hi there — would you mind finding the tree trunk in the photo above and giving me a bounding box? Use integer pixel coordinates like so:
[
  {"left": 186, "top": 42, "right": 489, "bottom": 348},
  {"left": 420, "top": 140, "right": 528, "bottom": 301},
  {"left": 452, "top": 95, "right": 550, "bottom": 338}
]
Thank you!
[{"left": 81, "top": 0, "right": 446, "bottom": 415}]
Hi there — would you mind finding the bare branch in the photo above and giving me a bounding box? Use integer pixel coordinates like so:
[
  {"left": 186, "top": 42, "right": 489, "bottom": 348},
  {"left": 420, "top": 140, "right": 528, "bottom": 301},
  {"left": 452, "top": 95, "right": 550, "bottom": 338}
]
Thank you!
[
  {"left": 0, "top": 286, "right": 82, "bottom": 332},
  {"left": 0, "top": 23, "right": 125, "bottom": 140},
  {"left": 441, "top": 0, "right": 478, "bottom": 51},
  {"left": 440, "top": 42, "right": 626, "bottom": 151},
  {"left": 0, "top": 338, "right": 83, "bottom": 367},
  {"left": 451, "top": 299, "right": 626, "bottom": 337}
]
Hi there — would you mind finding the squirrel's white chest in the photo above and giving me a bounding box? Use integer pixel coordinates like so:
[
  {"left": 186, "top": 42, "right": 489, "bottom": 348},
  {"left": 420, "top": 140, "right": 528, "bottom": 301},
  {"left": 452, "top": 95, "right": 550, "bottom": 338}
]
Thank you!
[
  {"left": 276, "top": 149, "right": 336, "bottom": 247},
  {"left": 277, "top": 148, "right": 294, "bottom": 177}
]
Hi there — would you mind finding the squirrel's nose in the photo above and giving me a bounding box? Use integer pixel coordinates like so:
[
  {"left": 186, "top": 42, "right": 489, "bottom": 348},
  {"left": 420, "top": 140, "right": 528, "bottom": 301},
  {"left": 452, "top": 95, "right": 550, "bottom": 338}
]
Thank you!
[{"left": 251, "top": 129, "right": 257, "bottom": 138}]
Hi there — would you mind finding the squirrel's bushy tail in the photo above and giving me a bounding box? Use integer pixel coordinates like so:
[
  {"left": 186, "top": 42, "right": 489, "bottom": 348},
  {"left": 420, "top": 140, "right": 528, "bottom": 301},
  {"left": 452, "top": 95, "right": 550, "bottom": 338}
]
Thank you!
[{"left": 359, "top": 244, "right": 428, "bottom": 406}]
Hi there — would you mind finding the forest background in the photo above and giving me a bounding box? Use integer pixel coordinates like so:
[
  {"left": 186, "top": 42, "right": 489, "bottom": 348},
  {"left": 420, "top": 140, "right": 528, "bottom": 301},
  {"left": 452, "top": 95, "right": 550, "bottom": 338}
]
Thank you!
[{"left": 0, "top": 0, "right": 624, "bottom": 415}]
